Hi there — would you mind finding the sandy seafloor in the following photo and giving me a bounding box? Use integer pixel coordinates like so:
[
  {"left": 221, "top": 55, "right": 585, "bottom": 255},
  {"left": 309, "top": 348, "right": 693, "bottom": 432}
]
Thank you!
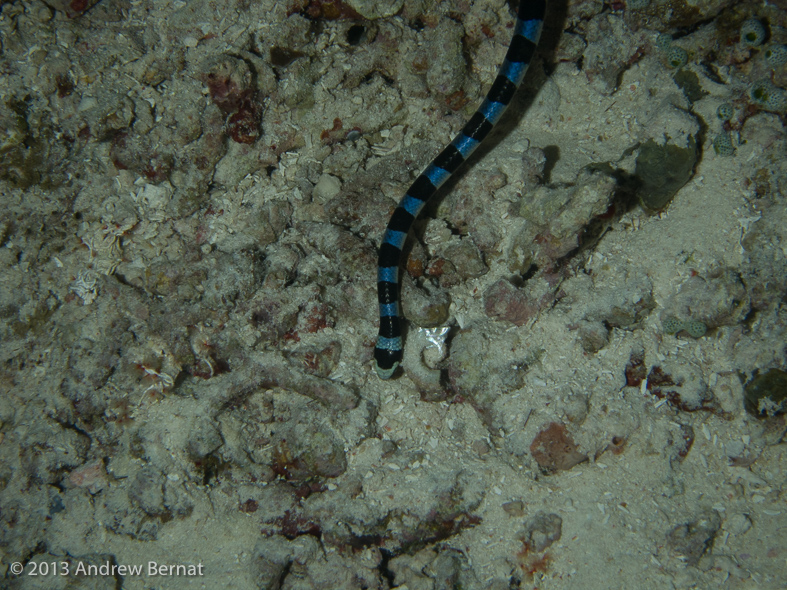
[{"left": 1, "top": 0, "right": 786, "bottom": 588}]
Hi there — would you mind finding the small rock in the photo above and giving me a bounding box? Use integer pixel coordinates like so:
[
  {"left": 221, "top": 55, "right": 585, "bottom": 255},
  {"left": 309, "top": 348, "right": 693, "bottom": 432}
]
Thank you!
[
  {"left": 667, "top": 268, "right": 750, "bottom": 329},
  {"left": 423, "top": 18, "right": 466, "bottom": 97},
  {"left": 666, "top": 510, "right": 721, "bottom": 566},
  {"left": 401, "top": 275, "right": 450, "bottom": 328},
  {"left": 561, "top": 392, "right": 589, "bottom": 423},
  {"left": 472, "top": 439, "right": 491, "bottom": 456},
  {"left": 286, "top": 340, "right": 342, "bottom": 378},
  {"left": 724, "top": 513, "right": 752, "bottom": 536},
  {"left": 44, "top": 0, "right": 100, "bottom": 18},
  {"left": 583, "top": 14, "right": 647, "bottom": 93},
  {"left": 484, "top": 279, "right": 537, "bottom": 326},
  {"left": 186, "top": 419, "right": 223, "bottom": 459},
  {"left": 128, "top": 467, "right": 166, "bottom": 517},
  {"left": 68, "top": 460, "right": 107, "bottom": 492},
  {"left": 576, "top": 319, "right": 609, "bottom": 353},
  {"left": 635, "top": 137, "right": 698, "bottom": 211},
  {"left": 646, "top": 362, "right": 718, "bottom": 413},
  {"left": 441, "top": 239, "right": 488, "bottom": 280},
  {"left": 447, "top": 325, "right": 528, "bottom": 406},
  {"left": 502, "top": 501, "right": 526, "bottom": 517},
  {"left": 743, "top": 368, "right": 787, "bottom": 418},
  {"left": 424, "top": 548, "right": 463, "bottom": 589},
  {"left": 529, "top": 422, "right": 587, "bottom": 473},
  {"left": 312, "top": 174, "right": 341, "bottom": 203},
  {"left": 250, "top": 295, "right": 298, "bottom": 344},
  {"left": 520, "top": 512, "right": 563, "bottom": 552}
]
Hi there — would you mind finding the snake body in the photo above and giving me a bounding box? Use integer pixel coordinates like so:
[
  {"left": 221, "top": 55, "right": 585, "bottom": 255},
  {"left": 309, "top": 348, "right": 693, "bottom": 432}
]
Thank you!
[{"left": 375, "top": 0, "right": 547, "bottom": 379}]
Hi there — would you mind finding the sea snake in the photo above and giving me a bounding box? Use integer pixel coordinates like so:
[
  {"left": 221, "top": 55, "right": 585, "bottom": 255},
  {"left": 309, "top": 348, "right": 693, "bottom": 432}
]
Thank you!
[{"left": 374, "top": 0, "right": 547, "bottom": 379}]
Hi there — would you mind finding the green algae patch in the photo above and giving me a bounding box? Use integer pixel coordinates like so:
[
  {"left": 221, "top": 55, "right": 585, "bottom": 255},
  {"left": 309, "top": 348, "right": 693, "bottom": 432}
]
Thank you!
[{"left": 635, "top": 137, "right": 698, "bottom": 211}]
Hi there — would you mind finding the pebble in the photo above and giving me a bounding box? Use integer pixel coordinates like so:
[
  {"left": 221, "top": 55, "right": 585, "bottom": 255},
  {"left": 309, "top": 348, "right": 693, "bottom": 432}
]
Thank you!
[{"left": 344, "top": 0, "right": 403, "bottom": 19}]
